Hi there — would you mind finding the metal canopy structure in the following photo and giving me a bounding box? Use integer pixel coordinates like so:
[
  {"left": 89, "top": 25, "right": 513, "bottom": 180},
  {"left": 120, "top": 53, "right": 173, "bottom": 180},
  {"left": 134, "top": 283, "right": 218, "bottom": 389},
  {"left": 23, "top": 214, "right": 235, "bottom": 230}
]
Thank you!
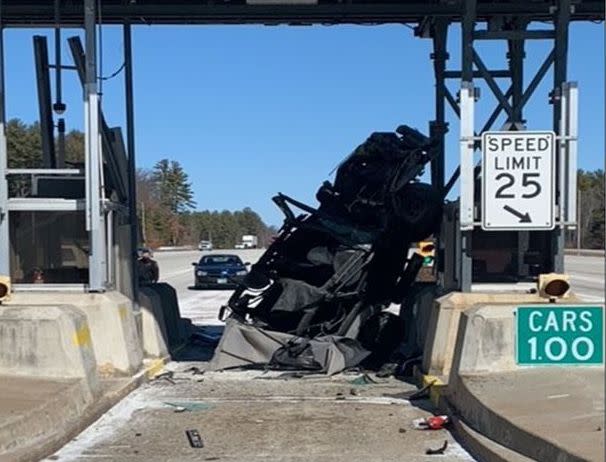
[
  {"left": 1, "top": 1, "right": 603, "bottom": 25},
  {"left": 0, "top": 0, "right": 603, "bottom": 294}
]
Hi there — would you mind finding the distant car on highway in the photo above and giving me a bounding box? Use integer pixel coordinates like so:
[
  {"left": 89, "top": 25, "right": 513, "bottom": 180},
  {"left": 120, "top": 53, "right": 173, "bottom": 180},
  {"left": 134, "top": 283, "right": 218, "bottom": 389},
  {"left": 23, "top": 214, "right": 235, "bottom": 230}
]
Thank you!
[
  {"left": 192, "top": 254, "right": 249, "bottom": 289},
  {"left": 198, "top": 240, "right": 213, "bottom": 251}
]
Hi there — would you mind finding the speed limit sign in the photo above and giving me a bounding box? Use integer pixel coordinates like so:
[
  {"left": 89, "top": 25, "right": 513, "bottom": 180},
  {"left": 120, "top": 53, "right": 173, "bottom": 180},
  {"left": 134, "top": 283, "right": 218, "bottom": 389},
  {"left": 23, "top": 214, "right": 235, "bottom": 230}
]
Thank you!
[{"left": 482, "top": 131, "right": 555, "bottom": 231}]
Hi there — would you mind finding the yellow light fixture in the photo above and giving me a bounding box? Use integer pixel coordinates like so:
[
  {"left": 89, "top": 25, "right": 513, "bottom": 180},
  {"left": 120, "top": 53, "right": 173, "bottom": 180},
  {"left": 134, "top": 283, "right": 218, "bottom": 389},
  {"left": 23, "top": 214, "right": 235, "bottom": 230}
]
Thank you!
[
  {"left": 538, "top": 273, "right": 571, "bottom": 301},
  {"left": 0, "top": 275, "right": 10, "bottom": 303},
  {"left": 417, "top": 241, "right": 436, "bottom": 266}
]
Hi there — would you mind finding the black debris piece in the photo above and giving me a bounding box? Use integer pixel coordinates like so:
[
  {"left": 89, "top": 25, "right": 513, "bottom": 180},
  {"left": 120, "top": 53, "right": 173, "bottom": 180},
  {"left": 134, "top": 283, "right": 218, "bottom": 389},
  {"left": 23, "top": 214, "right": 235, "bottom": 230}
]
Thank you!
[
  {"left": 152, "top": 371, "right": 175, "bottom": 384},
  {"left": 186, "top": 429, "right": 204, "bottom": 448},
  {"left": 426, "top": 440, "right": 448, "bottom": 455},
  {"left": 184, "top": 366, "right": 205, "bottom": 375},
  {"left": 210, "top": 126, "right": 442, "bottom": 374}
]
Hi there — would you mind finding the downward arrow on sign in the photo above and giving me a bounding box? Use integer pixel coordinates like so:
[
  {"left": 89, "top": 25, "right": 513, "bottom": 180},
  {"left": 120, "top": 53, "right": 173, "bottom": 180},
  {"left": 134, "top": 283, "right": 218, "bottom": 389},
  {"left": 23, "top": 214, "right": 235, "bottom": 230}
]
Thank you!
[{"left": 503, "top": 205, "right": 532, "bottom": 223}]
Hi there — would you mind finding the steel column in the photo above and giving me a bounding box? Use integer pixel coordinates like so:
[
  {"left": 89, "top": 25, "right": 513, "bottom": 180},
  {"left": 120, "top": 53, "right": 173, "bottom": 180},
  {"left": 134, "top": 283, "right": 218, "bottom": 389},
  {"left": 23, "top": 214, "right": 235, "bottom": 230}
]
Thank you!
[
  {"left": 0, "top": 14, "right": 8, "bottom": 277},
  {"left": 507, "top": 19, "right": 527, "bottom": 128},
  {"left": 124, "top": 22, "right": 139, "bottom": 301},
  {"left": 552, "top": 0, "right": 571, "bottom": 273},
  {"left": 430, "top": 18, "right": 449, "bottom": 195},
  {"left": 458, "top": 0, "right": 476, "bottom": 292},
  {"left": 84, "top": 0, "right": 106, "bottom": 291}
]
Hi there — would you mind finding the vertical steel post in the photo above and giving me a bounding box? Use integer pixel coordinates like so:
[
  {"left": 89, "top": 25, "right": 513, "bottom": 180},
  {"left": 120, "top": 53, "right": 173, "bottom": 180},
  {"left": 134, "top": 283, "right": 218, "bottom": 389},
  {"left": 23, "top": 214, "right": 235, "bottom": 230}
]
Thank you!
[
  {"left": 84, "top": 0, "right": 106, "bottom": 291},
  {"left": 458, "top": 0, "right": 476, "bottom": 292},
  {"left": 124, "top": 22, "right": 139, "bottom": 301},
  {"left": 552, "top": 0, "right": 570, "bottom": 273},
  {"left": 54, "top": 0, "right": 65, "bottom": 167},
  {"left": 564, "top": 82, "right": 578, "bottom": 226},
  {"left": 430, "top": 19, "right": 449, "bottom": 195},
  {"left": 0, "top": 12, "right": 8, "bottom": 278},
  {"left": 507, "top": 19, "right": 527, "bottom": 129}
]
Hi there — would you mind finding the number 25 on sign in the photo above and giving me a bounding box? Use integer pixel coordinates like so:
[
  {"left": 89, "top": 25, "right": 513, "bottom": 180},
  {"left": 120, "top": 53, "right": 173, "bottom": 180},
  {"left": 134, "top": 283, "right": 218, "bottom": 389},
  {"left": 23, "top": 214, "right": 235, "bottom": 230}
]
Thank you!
[{"left": 516, "top": 306, "right": 604, "bottom": 365}]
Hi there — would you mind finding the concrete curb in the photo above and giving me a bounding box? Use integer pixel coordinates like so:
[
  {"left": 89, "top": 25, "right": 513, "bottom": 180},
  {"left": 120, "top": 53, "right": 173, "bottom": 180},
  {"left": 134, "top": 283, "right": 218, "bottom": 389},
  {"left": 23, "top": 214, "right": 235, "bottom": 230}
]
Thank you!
[
  {"left": 0, "top": 354, "right": 173, "bottom": 462},
  {"left": 446, "top": 375, "right": 588, "bottom": 462},
  {"left": 448, "top": 414, "right": 534, "bottom": 462}
]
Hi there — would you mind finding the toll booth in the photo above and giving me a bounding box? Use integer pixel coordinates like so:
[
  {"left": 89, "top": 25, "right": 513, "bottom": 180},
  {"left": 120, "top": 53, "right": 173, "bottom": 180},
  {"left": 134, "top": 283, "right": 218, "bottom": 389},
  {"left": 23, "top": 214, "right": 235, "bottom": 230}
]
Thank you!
[{"left": 0, "top": 22, "right": 138, "bottom": 298}]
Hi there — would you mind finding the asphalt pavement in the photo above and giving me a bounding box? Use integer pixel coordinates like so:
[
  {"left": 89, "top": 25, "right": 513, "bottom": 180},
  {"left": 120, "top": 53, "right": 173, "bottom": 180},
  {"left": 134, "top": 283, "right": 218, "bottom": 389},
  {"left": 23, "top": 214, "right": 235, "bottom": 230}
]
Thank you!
[
  {"left": 564, "top": 255, "right": 605, "bottom": 302},
  {"left": 157, "top": 249, "right": 265, "bottom": 326},
  {"left": 41, "top": 250, "right": 603, "bottom": 462},
  {"left": 44, "top": 248, "right": 477, "bottom": 462}
]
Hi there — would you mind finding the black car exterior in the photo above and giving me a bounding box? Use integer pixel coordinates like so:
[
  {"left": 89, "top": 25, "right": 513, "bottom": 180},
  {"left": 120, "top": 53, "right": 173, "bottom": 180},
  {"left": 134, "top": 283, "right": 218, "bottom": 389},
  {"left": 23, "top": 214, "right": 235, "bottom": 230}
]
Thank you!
[{"left": 193, "top": 254, "right": 249, "bottom": 289}]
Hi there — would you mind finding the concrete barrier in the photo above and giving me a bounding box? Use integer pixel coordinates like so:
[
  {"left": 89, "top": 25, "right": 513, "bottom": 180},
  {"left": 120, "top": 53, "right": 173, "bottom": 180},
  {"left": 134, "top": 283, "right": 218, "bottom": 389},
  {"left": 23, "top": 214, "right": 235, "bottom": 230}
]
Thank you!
[
  {"left": 138, "top": 287, "right": 170, "bottom": 358},
  {"left": 0, "top": 305, "right": 98, "bottom": 393},
  {"left": 444, "top": 302, "right": 604, "bottom": 461},
  {"left": 7, "top": 291, "right": 143, "bottom": 376},
  {"left": 421, "top": 292, "right": 578, "bottom": 378},
  {"left": 144, "top": 283, "right": 191, "bottom": 349}
]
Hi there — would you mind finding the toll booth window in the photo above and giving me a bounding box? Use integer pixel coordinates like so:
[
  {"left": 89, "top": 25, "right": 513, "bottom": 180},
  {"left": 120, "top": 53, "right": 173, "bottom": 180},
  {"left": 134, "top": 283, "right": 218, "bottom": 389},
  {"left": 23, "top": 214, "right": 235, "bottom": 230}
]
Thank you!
[
  {"left": 9, "top": 211, "right": 89, "bottom": 284},
  {"left": 8, "top": 174, "right": 85, "bottom": 199}
]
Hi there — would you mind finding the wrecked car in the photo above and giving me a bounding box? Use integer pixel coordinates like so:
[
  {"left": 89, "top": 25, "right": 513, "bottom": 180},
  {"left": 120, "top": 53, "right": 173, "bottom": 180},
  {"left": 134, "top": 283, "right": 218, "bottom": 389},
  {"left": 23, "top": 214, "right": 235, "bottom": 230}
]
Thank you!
[{"left": 210, "top": 125, "right": 443, "bottom": 374}]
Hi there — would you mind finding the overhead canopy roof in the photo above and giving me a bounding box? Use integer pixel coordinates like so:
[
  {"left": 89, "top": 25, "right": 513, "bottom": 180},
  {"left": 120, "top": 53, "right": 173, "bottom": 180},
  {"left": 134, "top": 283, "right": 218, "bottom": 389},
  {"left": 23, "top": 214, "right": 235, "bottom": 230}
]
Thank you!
[{"left": 2, "top": 1, "right": 604, "bottom": 26}]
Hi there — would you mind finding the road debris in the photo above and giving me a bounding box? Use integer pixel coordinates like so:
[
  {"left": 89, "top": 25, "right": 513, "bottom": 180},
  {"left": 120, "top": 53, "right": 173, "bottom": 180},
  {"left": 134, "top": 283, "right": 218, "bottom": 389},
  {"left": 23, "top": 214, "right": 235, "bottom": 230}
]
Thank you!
[
  {"left": 412, "top": 415, "right": 449, "bottom": 430},
  {"left": 348, "top": 373, "right": 379, "bottom": 385},
  {"left": 185, "top": 429, "right": 204, "bottom": 448},
  {"left": 407, "top": 379, "right": 436, "bottom": 401},
  {"left": 425, "top": 440, "right": 448, "bottom": 455},
  {"left": 152, "top": 371, "right": 175, "bottom": 384},
  {"left": 184, "top": 366, "right": 206, "bottom": 375},
  {"left": 165, "top": 401, "right": 213, "bottom": 412}
]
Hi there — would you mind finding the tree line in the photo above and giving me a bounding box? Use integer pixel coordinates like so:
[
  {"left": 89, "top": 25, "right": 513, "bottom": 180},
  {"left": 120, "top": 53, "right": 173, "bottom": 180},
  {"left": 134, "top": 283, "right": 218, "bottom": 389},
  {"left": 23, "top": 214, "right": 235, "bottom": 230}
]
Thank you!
[
  {"left": 567, "top": 169, "right": 605, "bottom": 249},
  {"left": 4, "top": 118, "right": 603, "bottom": 249},
  {"left": 137, "top": 160, "right": 276, "bottom": 248}
]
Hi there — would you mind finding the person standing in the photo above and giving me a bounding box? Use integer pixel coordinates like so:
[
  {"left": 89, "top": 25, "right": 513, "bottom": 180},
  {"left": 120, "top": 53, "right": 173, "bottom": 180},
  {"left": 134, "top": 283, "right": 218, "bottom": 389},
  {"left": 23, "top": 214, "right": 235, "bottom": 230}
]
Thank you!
[{"left": 138, "top": 249, "right": 159, "bottom": 285}]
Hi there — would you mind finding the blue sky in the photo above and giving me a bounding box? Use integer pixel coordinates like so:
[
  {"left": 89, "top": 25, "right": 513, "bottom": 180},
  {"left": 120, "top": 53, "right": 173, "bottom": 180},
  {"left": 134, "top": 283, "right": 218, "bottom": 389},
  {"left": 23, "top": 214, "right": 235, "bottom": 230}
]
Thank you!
[{"left": 3, "top": 23, "right": 604, "bottom": 226}]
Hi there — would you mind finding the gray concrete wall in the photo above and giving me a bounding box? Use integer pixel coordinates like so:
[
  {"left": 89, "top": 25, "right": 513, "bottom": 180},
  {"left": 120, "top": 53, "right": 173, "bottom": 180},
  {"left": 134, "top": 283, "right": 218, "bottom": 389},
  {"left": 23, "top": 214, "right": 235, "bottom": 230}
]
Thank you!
[
  {"left": 6, "top": 292, "right": 143, "bottom": 376},
  {"left": 0, "top": 304, "right": 99, "bottom": 393},
  {"left": 138, "top": 287, "right": 169, "bottom": 358},
  {"left": 422, "top": 292, "right": 558, "bottom": 378}
]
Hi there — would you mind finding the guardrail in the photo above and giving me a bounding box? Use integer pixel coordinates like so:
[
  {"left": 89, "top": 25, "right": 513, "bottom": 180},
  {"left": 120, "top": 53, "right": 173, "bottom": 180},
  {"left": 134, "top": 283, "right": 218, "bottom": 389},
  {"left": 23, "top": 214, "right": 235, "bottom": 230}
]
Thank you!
[
  {"left": 154, "top": 246, "right": 196, "bottom": 252},
  {"left": 564, "top": 248, "right": 605, "bottom": 257}
]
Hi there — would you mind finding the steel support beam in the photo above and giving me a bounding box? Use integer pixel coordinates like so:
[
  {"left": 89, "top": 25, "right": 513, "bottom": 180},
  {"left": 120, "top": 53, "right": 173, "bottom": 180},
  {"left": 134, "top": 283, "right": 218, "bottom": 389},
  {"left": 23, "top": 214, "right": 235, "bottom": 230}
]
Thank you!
[
  {"left": 430, "top": 18, "right": 449, "bottom": 195},
  {"left": 84, "top": 0, "right": 107, "bottom": 292},
  {"left": 124, "top": 22, "right": 139, "bottom": 301},
  {"left": 458, "top": 0, "right": 476, "bottom": 292},
  {"left": 0, "top": 2, "right": 602, "bottom": 26},
  {"left": 507, "top": 19, "right": 528, "bottom": 128},
  {"left": 552, "top": 0, "right": 571, "bottom": 273},
  {"left": 0, "top": 12, "right": 8, "bottom": 278},
  {"left": 33, "top": 36, "right": 56, "bottom": 168}
]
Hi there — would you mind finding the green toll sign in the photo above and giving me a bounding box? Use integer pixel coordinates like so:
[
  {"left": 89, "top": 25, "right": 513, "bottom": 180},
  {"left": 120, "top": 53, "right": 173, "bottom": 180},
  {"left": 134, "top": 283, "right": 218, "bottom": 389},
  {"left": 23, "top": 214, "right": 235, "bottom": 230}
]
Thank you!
[{"left": 516, "top": 306, "right": 604, "bottom": 365}]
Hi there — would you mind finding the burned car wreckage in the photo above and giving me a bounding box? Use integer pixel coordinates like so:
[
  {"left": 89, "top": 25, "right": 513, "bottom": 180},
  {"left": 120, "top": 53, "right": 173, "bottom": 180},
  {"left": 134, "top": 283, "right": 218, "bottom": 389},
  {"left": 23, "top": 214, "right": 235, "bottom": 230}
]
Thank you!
[{"left": 210, "top": 125, "right": 443, "bottom": 375}]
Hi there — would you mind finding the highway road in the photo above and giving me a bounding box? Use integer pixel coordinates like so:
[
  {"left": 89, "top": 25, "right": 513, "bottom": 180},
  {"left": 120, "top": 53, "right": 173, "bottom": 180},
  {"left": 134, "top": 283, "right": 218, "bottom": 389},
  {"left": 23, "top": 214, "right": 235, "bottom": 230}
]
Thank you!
[
  {"left": 154, "top": 250, "right": 604, "bottom": 330},
  {"left": 156, "top": 249, "right": 265, "bottom": 326},
  {"left": 565, "top": 255, "right": 605, "bottom": 302}
]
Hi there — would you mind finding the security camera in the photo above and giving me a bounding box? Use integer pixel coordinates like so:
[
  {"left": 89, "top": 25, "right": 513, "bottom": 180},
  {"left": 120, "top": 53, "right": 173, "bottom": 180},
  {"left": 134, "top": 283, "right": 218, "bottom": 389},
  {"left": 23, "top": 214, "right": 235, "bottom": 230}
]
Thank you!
[{"left": 53, "top": 102, "right": 67, "bottom": 115}]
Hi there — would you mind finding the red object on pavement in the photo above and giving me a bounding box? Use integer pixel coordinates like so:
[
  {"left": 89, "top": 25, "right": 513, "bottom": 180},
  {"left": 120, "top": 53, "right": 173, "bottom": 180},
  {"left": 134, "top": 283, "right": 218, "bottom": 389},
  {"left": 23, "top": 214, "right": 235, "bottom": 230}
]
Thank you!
[{"left": 426, "top": 415, "right": 449, "bottom": 430}]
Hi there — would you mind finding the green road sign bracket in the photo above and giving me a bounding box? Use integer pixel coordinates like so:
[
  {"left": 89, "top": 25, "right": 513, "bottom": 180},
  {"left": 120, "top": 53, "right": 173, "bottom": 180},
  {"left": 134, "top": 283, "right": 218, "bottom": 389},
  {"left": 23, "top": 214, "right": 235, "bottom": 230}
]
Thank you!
[{"left": 516, "top": 306, "right": 604, "bottom": 366}]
